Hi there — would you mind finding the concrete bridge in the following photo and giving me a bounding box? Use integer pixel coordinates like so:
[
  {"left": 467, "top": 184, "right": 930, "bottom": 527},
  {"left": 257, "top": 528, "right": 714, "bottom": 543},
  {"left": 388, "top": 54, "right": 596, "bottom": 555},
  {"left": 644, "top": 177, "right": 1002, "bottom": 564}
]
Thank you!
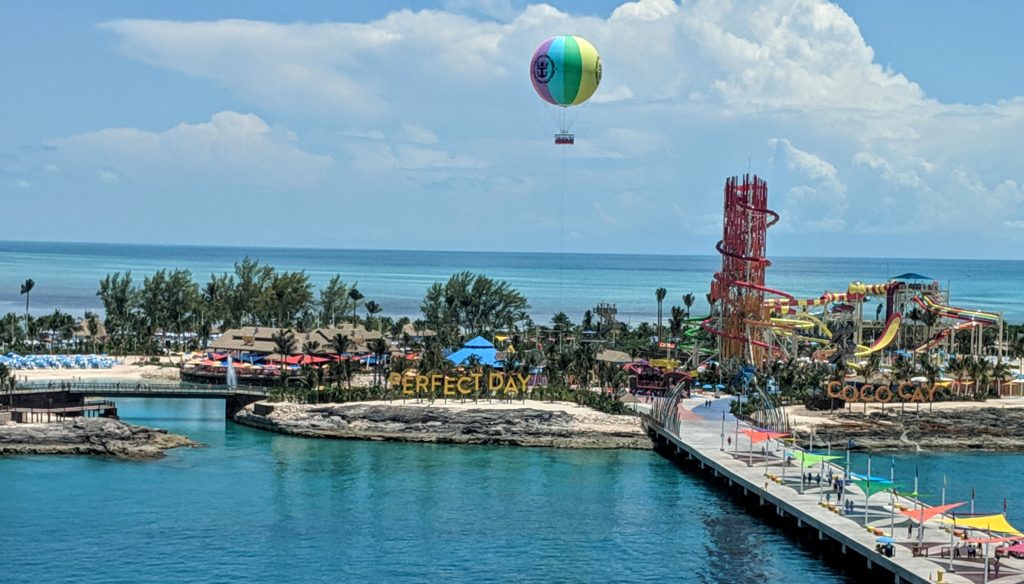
[{"left": 3, "top": 381, "right": 269, "bottom": 419}]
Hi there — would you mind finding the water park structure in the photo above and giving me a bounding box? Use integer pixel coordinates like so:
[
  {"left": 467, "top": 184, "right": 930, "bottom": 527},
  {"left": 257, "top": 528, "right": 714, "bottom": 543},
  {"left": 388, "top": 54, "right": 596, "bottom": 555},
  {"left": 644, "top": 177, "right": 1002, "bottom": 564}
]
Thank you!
[{"left": 695, "top": 174, "right": 1008, "bottom": 419}]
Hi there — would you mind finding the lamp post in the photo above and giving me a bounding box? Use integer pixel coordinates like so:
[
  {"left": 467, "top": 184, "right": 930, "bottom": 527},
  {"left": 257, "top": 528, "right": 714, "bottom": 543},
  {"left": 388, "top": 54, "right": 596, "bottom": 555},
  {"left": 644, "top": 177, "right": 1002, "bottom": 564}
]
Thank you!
[{"left": 720, "top": 410, "right": 725, "bottom": 451}]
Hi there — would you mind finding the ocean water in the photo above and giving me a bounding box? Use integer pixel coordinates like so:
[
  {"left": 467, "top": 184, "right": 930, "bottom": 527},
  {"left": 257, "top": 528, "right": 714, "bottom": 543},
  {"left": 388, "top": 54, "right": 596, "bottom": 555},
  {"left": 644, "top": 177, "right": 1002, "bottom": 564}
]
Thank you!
[
  {"left": 1, "top": 240, "right": 1023, "bottom": 324},
  {"left": 0, "top": 398, "right": 851, "bottom": 584}
]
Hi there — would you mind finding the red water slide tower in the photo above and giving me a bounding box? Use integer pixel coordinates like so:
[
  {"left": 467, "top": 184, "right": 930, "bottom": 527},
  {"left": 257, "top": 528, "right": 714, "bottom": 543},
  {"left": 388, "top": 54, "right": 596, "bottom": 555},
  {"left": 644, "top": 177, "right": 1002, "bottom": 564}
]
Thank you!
[{"left": 706, "top": 174, "right": 789, "bottom": 363}]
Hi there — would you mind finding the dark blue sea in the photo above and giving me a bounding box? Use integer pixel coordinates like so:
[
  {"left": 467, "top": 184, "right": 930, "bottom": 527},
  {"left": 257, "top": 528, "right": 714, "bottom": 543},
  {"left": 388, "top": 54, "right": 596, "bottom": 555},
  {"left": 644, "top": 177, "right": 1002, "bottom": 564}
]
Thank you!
[{"left": 0, "top": 240, "right": 1021, "bottom": 323}]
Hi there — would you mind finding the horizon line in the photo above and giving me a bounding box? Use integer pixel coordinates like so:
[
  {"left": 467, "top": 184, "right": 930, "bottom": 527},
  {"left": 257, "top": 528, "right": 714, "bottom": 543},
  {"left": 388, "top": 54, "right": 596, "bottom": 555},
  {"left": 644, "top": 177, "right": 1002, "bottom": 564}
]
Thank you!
[{"left": 0, "top": 238, "right": 1021, "bottom": 263}]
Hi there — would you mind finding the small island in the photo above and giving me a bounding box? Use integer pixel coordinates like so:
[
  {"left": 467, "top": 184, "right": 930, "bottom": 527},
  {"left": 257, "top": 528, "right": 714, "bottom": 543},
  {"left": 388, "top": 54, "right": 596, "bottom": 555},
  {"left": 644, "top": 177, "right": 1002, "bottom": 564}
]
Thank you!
[
  {"left": 0, "top": 417, "right": 198, "bottom": 459},
  {"left": 235, "top": 400, "right": 649, "bottom": 450}
]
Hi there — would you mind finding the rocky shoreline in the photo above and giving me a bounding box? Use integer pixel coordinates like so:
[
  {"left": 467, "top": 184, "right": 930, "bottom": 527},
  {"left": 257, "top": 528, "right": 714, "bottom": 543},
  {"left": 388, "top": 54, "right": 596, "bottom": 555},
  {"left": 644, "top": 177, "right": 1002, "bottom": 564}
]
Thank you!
[
  {"left": 792, "top": 407, "right": 1024, "bottom": 450},
  {"left": 235, "top": 401, "right": 650, "bottom": 450},
  {"left": 0, "top": 417, "right": 199, "bottom": 459}
]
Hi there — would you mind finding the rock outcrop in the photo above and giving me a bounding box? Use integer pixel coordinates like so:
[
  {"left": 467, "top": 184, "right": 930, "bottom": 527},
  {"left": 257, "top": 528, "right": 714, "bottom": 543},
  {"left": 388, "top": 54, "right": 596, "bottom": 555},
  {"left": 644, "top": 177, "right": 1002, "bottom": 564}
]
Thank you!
[
  {"left": 0, "top": 417, "right": 198, "bottom": 459},
  {"left": 235, "top": 402, "right": 649, "bottom": 450},
  {"left": 794, "top": 407, "right": 1024, "bottom": 450}
]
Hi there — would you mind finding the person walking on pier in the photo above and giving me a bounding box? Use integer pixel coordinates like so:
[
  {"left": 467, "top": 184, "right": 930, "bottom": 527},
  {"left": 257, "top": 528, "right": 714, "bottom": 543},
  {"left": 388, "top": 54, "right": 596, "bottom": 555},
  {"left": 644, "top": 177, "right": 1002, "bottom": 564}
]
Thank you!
[{"left": 907, "top": 523, "right": 913, "bottom": 539}]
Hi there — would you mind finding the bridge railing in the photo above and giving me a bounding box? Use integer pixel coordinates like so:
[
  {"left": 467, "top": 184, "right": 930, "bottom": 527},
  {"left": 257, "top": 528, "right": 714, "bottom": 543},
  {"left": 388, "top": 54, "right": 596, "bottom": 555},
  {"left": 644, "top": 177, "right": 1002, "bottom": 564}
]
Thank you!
[{"left": 10, "top": 380, "right": 269, "bottom": 397}]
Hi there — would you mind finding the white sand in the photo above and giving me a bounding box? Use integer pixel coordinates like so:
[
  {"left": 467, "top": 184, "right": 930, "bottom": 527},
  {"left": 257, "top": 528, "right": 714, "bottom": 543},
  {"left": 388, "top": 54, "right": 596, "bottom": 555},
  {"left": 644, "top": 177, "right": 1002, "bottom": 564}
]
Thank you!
[
  {"left": 784, "top": 397, "right": 1024, "bottom": 432},
  {"left": 15, "top": 356, "right": 182, "bottom": 382}
]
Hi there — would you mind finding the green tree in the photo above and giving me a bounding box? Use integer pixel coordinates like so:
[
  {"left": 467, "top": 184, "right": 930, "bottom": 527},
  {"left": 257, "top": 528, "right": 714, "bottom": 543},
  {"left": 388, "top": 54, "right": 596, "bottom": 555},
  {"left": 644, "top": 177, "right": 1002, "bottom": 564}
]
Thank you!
[
  {"left": 97, "top": 272, "right": 139, "bottom": 353},
  {"left": 319, "top": 275, "right": 351, "bottom": 327},
  {"left": 420, "top": 272, "right": 529, "bottom": 346}
]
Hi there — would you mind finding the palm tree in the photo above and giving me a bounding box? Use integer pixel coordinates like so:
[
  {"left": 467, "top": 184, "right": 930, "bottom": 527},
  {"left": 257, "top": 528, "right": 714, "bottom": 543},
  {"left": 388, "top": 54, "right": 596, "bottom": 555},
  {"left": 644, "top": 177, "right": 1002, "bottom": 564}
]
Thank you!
[
  {"left": 364, "top": 300, "right": 383, "bottom": 333},
  {"left": 655, "top": 288, "right": 667, "bottom": 342},
  {"left": 992, "top": 360, "right": 1012, "bottom": 397},
  {"left": 367, "top": 338, "right": 389, "bottom": 387},
  {"left": 682, "top": 293, "right": 695, "bottom": 318},
  {"left": 271, "top": 329, "right": 297, "bottom": 384},
  {"left": 20, "top": 278, "right": 34, "bottom": 340},
  {"left": 329, "top": 333, "right": 352, "bottom": 388},
  {"left": 668, "top": 306, "right": 685, "bottom": 340},
  {"left": 348, "top": 287, "right": 365, "bottom": 325},
  {"left": 301, "top": 339, "right": 321, "bottom": 355},
  {"left": 948, "top": 356, "right": 971, "bottom": 398},
  {"left": 969, "top": 356, "right": 993, "bottom": 399},
  {"left": 860, "top": 351, "right": 882, "bottom": 384}
]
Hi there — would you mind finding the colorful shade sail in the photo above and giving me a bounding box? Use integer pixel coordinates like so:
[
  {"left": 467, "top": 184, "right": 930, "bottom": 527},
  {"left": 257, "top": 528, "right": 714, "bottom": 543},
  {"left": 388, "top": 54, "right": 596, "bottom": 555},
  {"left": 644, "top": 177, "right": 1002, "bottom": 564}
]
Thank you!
[
  {"left": 741, "top": 429, "right": 789, "bottom": 444},
  {"left": 530, "top": 36, "right": 602, "bottom": 107},
  {"left": 852, "top": 479, "right": 894, "bottom": 498},
  {"left": 786, "top": 451, "right": 841, "bottom": 468},
  {"left": 900, "top": 501, "right": 965, "bottom": 524},
  {"left": 942, "top": 513, "right": 1023, "bottom": 536}
]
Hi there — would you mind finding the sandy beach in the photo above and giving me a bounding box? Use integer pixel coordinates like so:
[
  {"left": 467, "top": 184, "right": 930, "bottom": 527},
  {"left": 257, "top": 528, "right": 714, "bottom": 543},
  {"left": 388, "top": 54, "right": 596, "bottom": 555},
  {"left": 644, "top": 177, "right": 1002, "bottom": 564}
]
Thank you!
[
  {"left": 14, "top": 356, "right": 182, "bottom": 383},
  {"left": 785, "top": 397, "right": 1024, "bottom": 433}
]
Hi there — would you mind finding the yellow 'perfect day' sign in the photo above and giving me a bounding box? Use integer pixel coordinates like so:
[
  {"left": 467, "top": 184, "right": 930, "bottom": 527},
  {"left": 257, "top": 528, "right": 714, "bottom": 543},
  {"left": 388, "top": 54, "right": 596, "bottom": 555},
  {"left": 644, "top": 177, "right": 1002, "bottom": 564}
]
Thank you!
[{"left": 387, "top": 373, "right": 531, "bottom": 396}]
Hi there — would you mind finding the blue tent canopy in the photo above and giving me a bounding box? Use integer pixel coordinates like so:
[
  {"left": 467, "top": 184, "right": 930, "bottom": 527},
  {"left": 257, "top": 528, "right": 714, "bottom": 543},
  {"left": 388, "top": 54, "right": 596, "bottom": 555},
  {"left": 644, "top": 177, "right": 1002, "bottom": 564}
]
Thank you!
[
  {"left": 891, "top": 273, "right": 932, "bottom": 281},
  {"left": 447, "top": 336, "right": 499, "bottom": 367}
]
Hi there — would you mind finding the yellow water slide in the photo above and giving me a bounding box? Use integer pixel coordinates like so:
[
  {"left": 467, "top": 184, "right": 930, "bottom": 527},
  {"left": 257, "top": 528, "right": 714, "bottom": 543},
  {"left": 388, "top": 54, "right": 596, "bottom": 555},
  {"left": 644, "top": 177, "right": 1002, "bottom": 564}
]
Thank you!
[{"left": 853, "top": 312, "right": 902, "bottom": 357}]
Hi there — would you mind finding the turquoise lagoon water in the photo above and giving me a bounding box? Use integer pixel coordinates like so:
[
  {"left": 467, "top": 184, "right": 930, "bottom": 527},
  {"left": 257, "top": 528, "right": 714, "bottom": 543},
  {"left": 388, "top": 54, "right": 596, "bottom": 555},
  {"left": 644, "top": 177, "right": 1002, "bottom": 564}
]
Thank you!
[
  {"left": 0, "top": 398, "right": 851, "bottom": 584},
  {"left": 1, "top": 240, "right": 1023, "bottom": 323}
]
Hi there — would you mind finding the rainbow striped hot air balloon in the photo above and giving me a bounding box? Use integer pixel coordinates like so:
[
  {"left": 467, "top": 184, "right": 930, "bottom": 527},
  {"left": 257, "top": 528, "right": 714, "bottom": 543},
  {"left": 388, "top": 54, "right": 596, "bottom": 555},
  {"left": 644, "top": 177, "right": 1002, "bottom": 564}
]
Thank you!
[{"left": 530, "top": 35, "right": 601, "bottom": 144}]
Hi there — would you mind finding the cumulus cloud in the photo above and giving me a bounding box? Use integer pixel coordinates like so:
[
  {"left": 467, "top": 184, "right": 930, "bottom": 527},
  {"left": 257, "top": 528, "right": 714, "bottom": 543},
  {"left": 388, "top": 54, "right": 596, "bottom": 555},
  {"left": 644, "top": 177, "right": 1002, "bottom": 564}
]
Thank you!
[
  {"left": 59, "top": 1, "right": 1024, "bottom": 253},
  {"left": 769, "top": 138, "right": 847, "bottom": 232},
  {"left": 54, "top": 111, "right": 334, "bottom": 189}
]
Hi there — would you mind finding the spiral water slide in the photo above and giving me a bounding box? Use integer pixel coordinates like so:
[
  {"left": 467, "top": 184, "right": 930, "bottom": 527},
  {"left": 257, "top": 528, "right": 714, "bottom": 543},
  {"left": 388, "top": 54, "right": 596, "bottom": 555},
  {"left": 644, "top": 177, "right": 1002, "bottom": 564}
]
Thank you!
[{"left": 704, "top": 179, "right": 790, "bottom": 354}]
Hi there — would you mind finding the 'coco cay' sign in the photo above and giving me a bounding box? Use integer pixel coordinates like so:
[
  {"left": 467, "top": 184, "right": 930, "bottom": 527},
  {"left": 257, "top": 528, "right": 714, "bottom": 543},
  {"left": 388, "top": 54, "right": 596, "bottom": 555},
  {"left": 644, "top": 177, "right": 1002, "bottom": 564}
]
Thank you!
[
  {"left": 825, "top": 381, "right": 941, "bottom": 403},
  {"left": 387, "top": 373, "right": 531, "bottom": 396}
]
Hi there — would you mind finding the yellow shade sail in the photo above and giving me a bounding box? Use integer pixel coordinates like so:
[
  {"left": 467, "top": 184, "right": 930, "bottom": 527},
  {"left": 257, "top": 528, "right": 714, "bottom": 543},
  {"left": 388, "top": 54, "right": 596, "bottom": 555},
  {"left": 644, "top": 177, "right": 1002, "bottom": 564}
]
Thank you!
[{"left": 942, "top": 513, "right": 1023, "bottom": 536}]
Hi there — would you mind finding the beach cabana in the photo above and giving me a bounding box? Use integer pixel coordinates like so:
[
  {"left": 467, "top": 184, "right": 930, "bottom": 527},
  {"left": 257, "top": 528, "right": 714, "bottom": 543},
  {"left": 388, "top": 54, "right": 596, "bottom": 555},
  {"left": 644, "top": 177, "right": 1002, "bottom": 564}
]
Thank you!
[{"left": 446, "top": 336, "right": 499, "bottom": 367}]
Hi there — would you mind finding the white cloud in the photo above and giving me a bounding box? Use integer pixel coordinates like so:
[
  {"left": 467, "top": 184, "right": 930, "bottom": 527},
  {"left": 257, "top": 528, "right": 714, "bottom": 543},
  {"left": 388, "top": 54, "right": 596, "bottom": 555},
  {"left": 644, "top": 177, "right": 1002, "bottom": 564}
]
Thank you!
[
  {"left": 54, "top": 111, "right": 334, "bottom": 189},
  {"left": 399, "top": 123, "right": 439, "bottom": 145},
  {"left": 96, "top": 169, "right": 121, "bottom": 184},
  {"left": 40, "top": 1, "right": 1021, "bottom": 254},
  {"left": 770, "top": 138, "right": 847, "bottom": 233}
]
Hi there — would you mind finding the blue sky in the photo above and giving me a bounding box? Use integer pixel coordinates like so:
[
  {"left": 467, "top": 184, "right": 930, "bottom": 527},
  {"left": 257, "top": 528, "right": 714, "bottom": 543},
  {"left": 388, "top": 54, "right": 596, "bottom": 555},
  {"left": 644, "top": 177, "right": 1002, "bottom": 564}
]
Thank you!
[{"left": 3, "top": 0, "right": 1024, "bottom": 258}]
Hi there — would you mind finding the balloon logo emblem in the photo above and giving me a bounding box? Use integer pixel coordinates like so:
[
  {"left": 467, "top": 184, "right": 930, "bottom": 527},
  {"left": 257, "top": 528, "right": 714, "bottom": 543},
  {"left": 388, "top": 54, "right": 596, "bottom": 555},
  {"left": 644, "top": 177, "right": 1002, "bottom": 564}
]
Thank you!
[{"left": 532, "top": 55, "right": 555, "bottom": 85}]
